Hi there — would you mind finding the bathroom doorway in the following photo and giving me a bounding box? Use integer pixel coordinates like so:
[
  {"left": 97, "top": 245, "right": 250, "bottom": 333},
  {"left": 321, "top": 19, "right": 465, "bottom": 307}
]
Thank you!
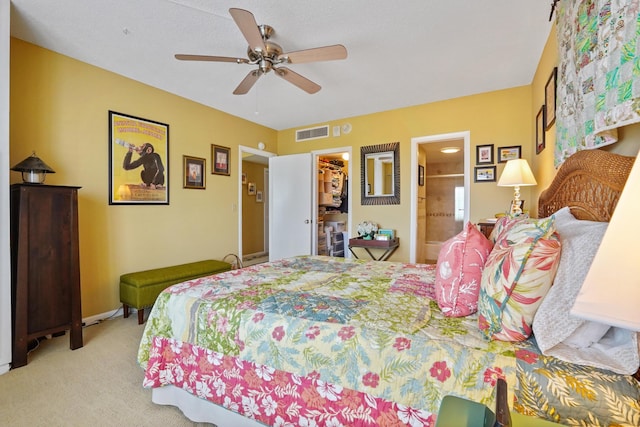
[{"left": 409, "top": 132, "right": 470, "bottom": 264}]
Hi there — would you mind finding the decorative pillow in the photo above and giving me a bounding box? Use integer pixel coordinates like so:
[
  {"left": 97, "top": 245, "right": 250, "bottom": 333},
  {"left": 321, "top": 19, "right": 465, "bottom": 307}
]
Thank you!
[
  {"left": 478, "top": 216, "right": 561, "bottom": 341},
  {"left": 487, "top": 216, "right": 510, "bottom": 243},
  {"left": 435, "top": 222, "right": 493, "bottom": 317},
  {"left": 530, "top": 207, "right": 640, "bottom": 374}
]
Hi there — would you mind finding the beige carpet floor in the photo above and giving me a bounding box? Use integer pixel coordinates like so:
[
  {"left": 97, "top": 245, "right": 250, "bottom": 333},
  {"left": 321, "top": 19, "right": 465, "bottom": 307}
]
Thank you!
[{"left": 0, "top": 316, "right": 213, "bottom": 426}]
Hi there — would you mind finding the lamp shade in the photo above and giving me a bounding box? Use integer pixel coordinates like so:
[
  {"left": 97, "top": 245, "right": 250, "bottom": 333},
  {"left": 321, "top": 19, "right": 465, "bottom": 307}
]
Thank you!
[
  {"left": 11, "top": 152, "right": 56, "bottom": 184},
  {"left": 571, "top": 155, "right": 640, "bottom": 331},
  {"left": 497, "top": 159, "right": 537, "bottom": 187}
]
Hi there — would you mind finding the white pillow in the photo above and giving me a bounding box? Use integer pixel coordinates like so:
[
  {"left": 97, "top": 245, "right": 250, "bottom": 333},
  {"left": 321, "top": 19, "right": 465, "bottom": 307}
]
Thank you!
[
  {"left": 563, "top": 322, "right": 610, "bottom": 348},
  {"left": 533, "top": 207, "right": 640, "bottom": 374},
  {"left": 533, "top": 207, "right": 608, "bottom": 350}
]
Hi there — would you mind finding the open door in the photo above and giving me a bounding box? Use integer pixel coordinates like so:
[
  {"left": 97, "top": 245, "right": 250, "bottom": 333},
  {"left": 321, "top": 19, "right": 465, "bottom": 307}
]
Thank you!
[{"left": 269, "top": 153, "right": 313, "bottom": 261}]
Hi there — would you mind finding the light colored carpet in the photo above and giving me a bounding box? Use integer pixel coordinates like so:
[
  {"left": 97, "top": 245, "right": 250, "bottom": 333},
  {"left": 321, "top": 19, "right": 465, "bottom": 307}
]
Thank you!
[{"left": 0, "top": 316, "right": 213, "bottom": 426}]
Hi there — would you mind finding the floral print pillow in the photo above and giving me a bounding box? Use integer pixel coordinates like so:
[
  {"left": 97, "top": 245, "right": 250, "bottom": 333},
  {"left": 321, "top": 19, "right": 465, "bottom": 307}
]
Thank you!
[
  {"left": 478, "top": 216, "right": 562, "bottom": 341},
  {"left": 435, "top": 222, "right": 493, "bottom": 317}
]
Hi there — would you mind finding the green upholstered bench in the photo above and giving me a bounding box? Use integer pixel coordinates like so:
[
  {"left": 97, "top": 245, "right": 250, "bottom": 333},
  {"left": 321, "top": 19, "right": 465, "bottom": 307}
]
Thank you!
[{"left": 120, "top": 259, "right": 232, "bottom": 324}]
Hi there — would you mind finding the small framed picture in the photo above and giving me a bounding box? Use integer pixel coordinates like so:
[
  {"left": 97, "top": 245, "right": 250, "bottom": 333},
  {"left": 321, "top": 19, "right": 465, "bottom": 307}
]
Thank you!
[
  {"left": 545, "top": 67, "right": 557, "bottom": 130},
  {"left": 510, "top": 200, "right": 525, "bottom": 215},
  {"left": 476, "top": 144, "right": 494, "bottom": 165},
  {"left": 536, "top": 106, "right": 546, "bottom": 155},
  {"left": 418, "top": 164, "right": 425, "bottom": 186},
  {"left": 242, "top": 172, "right": 247, "bottom": 185},
  {"left": 211, "top": 144, "right": 230, "bottom": 176},
  {"left": 248, "top": 182, "right": 256, "bottom": 195},
  {"left": 497, "top": 146, "right": 521, "bottom": 163},
  {"left": 183, "top": 155, "right": 206, "bottom": 189},
  {"left": 474, "top": 166, "right": 496, "bottom": 182},
  {"left": 256, "top": 191, "right": 263, "bottom": 202}
]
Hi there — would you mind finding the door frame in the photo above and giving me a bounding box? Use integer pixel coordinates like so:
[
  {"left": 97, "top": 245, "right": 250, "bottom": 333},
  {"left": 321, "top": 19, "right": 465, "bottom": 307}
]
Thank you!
[
  {"left": 312, "top": 147, "right": 353, "bottom": 255},
  {"left": 0, "top": 0, "right": 10, "bottom": 375},
  {"left": 409, "top": 131, "right": 470, "bottom": 263},
  {"left": 262, "top": 168, "right": 269, "bottom": 254},
  {"left": 237, "top": 145, "right": 276, "bottom": 259}
]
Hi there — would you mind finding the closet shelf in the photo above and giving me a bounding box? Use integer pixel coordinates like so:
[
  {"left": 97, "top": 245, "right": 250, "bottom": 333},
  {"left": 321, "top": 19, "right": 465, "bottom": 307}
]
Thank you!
[{"left": 318, "top": 160, "right": 344, "bottom": 171}]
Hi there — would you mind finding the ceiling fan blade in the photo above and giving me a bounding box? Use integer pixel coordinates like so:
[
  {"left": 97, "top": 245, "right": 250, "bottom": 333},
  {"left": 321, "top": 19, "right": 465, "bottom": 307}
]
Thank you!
[
  {"left": 229, "top": 8, "right": 266, "bottom": 53},
  {"left": 279, "top": 44, "right": 347, "bottom": 64},
  {"left": 233, "top": 70, "right": 262, "bottom": 95},
  {"left": 275, "top": 67, "right": 321, "bottom": 94},
  {"left": 175, "top": 54, "right": 249, "bottom": 64}
]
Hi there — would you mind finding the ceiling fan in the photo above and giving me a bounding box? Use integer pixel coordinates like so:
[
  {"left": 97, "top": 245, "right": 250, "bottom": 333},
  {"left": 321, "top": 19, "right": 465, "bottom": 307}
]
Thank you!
[{"left": 175, "top": 8, "right": 348, "bottom": 95}]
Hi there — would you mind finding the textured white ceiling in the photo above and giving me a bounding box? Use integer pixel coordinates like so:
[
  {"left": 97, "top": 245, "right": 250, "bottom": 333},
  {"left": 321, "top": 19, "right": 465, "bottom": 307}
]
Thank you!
[{"left": 9, "top": 0, "right": 553, "bottom": 131}]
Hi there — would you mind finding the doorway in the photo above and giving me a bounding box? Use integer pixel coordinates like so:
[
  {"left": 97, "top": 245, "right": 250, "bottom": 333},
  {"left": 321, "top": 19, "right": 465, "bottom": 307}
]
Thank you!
[
  {"left": 313, "top": 148, "right": 353, "bottom": 257},
  {"left": 238, "top": 145, "right": 275, "bottom": 266},
  {"left": 409, "top": 132, "right": 470, "bottom": 264},
  {"left": 267, "top": 148, "right": 352, "bottom": 261}
]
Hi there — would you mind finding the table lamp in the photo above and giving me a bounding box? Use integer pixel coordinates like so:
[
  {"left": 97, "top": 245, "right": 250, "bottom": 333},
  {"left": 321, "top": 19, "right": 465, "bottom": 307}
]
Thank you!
[
  {"left": 571, "top": 154, "right": 640, "bottom": 331},
  {"left": 497, "top": 159, "right": 537, "bottom": 216},
  {"left": 11, "top": 151, "right": 56, "bottom": 184}
]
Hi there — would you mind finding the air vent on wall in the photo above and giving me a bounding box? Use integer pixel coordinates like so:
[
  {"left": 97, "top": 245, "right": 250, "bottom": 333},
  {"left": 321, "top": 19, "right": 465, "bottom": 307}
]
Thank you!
[{"left": 296, "top": 125, "right": 330, "bottom": 142}]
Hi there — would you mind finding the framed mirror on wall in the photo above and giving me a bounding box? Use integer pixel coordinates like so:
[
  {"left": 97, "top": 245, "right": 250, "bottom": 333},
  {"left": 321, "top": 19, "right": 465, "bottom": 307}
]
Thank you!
[{"left": 361, "top": 142, "right": 400, "bottom": 205}]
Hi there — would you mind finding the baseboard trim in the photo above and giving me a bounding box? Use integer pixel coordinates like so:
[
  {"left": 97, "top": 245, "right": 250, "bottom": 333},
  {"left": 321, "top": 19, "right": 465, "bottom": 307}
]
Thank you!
[{"left": 82, "top": 306, "right": 130, "bottom": 327}]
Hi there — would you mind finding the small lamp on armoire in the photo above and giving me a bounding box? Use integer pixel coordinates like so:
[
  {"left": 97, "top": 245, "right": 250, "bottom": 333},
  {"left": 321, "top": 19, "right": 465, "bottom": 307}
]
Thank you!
[
  {"left": 11, "top": 151, "right": 56, "bottom": 184},
  {"left": 497, "top": 159, "right": 537, "bottom": 216}
]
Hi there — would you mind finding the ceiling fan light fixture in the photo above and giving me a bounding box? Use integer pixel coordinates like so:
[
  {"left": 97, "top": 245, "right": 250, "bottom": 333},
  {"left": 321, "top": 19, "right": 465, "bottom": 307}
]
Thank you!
[{"left": 259, "top": 59, "right": 273, "bottom": 73}]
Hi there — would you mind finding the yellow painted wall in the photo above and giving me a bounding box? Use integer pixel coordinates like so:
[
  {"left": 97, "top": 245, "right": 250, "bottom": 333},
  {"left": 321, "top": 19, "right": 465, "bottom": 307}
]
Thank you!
[
  {"left": 530, "top": 26, "right": 640, "bottom": 214},
  {"left": 277, "top": 86, "right": 534, "bottom": 261},
  {"left": 530, "top": 25, "right": 559, "bottom": 208},
  {"left": 278, "top": 24, "right": 640, "bottom": 261},
  {"left": 11, "top": 25, "right": 640, "bottom": 318},
  {"left": 9, "top": 39, "right": 277, "bottom": 317}
]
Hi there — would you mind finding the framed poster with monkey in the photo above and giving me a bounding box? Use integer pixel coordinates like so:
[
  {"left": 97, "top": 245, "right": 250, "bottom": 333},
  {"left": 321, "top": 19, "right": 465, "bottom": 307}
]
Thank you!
[{"left": 109, "top": 111, "right": 169, "bottom": 205}]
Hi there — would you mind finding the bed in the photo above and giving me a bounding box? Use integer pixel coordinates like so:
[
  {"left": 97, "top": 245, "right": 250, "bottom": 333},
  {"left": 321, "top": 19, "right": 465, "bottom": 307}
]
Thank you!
[{"left": 138, "top": 149, "right": 640, "bottom": 426}]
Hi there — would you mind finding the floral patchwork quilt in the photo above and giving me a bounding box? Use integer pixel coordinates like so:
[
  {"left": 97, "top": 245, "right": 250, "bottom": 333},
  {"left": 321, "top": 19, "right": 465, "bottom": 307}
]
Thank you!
[{"left": 138, "top": 256, "right": 640, "bottom": 426}]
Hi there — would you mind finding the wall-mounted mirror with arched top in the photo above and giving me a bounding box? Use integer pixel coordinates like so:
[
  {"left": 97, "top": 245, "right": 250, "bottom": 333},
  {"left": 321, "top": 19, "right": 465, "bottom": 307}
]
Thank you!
[{"left": 361, "top": 142, "right": 400, "bottom": 205}]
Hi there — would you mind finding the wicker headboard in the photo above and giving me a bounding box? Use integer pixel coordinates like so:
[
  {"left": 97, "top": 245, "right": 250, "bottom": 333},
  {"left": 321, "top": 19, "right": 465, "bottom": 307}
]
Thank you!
[{"left": 538, "top": 149, "right": 635, "bottom": 221}]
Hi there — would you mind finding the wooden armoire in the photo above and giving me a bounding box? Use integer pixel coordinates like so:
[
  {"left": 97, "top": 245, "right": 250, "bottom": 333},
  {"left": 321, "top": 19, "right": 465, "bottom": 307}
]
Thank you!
[{"left": 10, "top": 184, "right": 83, "bottom": 368}]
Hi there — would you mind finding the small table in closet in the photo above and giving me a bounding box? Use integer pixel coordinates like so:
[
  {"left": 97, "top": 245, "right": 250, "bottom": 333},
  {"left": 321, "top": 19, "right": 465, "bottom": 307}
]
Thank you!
[{"left": 348, "top": 237, "right": 399, "bottom": 261}]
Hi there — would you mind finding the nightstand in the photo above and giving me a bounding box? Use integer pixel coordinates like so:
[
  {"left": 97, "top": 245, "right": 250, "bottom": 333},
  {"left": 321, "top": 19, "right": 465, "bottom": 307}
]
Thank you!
[{"left": 477, "top": 221, "right": 496, "bottom": 239}]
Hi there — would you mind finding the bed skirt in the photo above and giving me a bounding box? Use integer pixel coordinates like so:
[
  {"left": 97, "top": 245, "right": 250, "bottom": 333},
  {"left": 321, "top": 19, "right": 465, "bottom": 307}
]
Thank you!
[{"left": 152, "top": 385, "right": 263, "bottom": 427}]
